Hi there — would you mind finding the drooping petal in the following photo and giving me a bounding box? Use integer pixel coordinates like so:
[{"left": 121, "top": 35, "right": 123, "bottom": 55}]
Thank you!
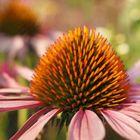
[
  {"left": 31, "top": 31, "right": 62, "bottom": 57},
  {"left": 0, "top": 94, "right": 33, "bottom": 100},
  {"left": 123, "top": 103, "right": 140, "bottom": 112},
  {"left": 128, "top": 60, "right": 140, "bottom": 82},
  {"left": 15, "top": 65, "right": 33, "bottom": 81},
  {"left": 10, "top": 107, "right": 53, "bottom": 140},
  {"left": 0, "top": 87, "right": 33, "bottom": 100},
  {"left": 31, "top": 35, "right": 51, "bottom": 57},
  {"left": 127, "top": 84, "right": 140, "bottom": 101},
  {"left": 129, "top": 84, "right": 140, "bottom": 95},
  {"left": 68, "top": 110, "right": 83, "bottom": 140},
  {"left": 0, "top": 73, "right": 20, "bottom": 88},
  {"left": 68, "top": 110, "right": 105, "bottom": 140},
  {"left": 0, "top": 35, "right": 25, "bottom": 60},
  {"left": 102, "top": 110, "right": 140, "bottom": 140},
  {"left": 120, "top": 110, "right": 140, "bottom": 122},
  {"left": 11, "top": 109, "right": 60, "bottom": 140},
  {"left": 129, "top": 95, "right": 140, "bottom": 101},
  {"left": 0, "top": 88, "right": 29, "bottom": 94},
  {"left": 0, "top": 100, "right": 43, "bottom": 112}
]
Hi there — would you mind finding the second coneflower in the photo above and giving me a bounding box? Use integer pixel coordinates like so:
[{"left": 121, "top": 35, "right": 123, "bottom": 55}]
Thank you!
[
  {"left": 0, "top": 0, "right": 41, "bottom": 60},
  {"left": 0, "top": 0, "right": 40, "bottom": 36},
  {"left": 1, "top": 27, "right": 140, "bottom": 140}
]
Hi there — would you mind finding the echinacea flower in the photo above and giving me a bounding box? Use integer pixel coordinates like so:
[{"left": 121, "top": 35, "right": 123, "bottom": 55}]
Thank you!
[
  {"left": 0, "top": 1, "right": 62, "bottom": 60},
  {"left": 0, "top": 0, "right": 39, "bottom": 36},
  {"left": 1, "top": 27, "right": 140, "bottom": 140},
  {"left": 0, "top": 0, "right": 40, "bottom": 60}
]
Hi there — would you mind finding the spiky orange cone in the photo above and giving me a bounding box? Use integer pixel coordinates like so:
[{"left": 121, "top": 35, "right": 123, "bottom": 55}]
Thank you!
[{"left": 31, "top": 27, "right": 129, "bottom": 111}]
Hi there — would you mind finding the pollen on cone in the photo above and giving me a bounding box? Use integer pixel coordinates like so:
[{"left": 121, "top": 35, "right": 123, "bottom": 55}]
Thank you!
[{"left": 30, "top": 27, "right": 129, "bottom": 111}]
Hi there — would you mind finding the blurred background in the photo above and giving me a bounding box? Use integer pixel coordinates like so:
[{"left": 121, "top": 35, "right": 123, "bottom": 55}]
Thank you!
[{"left": 0, "top": 0, "right": 140, "bottom": 139}]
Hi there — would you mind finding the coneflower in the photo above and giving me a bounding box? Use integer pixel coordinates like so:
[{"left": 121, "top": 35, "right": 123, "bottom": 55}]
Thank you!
[
  {"left": 0, "top": 0, "right": 40, "bottom": 36},
  {"left": 0, "top": 0, "right": 41, "bottom": 60},
  {"left": 1, "top": 27, "right": 140, "bottom": 140}
]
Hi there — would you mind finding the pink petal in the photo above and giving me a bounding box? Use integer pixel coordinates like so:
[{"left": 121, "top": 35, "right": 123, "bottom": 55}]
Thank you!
[
  {"left": 0, "top": 88, "right": 29, "bottom": 94},
  {"left": 129, "top": 84, "right": 140, "bottom": 95},
  {"left": 31, "top": 35, "right": 51, "bottom": 57},
  {"left": 127, "top": 84, "right": 140, "bottom": 101},
  {"left": 126, "top": 105, "right": 140, "bottom": 112},
  {"left": 128, "top": 60, "right": 140, "bottom": 82},
  {"left": 0, "top": 87, "right": 32, "bottom": 101},
  {"left": 10, "top": 107, "right": 53, "bottom": 140},
  {"left": 123, "top": 103, "right": 140, "bottom": 112},
  {"left": 120, "top": 110, "right": 140, "bottom": 122},
  {"left": 14, "top": 109, "right": 60, "bottom": 140},
  {"left": 0, "top": 62, "right": 16, "bottom": 77},
  {"left": 15, "top": 66, "right": 33, "bottom": 81},
  {"left": 0, "top": 100, "right": 43, "bottom": 112},
  {"left": 102, "top": 110, "right": 140, "bottom": 140},
  {"left": 68, "top": 110, "right": 105, "bottom": 140},
  {"left": 0, "top": 35, "right": 25, "bottom": 59},
  {"left": 0, "top": 88, "right": 33, "bottom": 100},
  {"left": 0, "top": 73, "right": 20, "bottom": 88},
  {"left": 10, "top": 36, "right": 25, "bottom": 59},
  {"left": 0, "top": 95, "right": 33, "bottom": 100},
  {"left": 129, "top": 95, "right": 140, "bottom": 100}
]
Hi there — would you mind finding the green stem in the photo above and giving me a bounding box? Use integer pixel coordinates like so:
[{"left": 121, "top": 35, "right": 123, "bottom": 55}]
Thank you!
[{"left": 18, "top": 109, "right": 28, "bottom": 128}]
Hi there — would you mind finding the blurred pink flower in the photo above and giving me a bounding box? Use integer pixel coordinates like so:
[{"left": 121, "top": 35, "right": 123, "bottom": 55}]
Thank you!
[
  {"left": 0, "top": 0, "right": 39, "bottom": 60},
  {"left": 0, "top": 0, "right": 62, "bottom": 60},
  {"left": 0, "top": 31, "right": 62, "bottom": 60},
  {"left": 1, "top": 27, "right": 140, "bottom": 140}
]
